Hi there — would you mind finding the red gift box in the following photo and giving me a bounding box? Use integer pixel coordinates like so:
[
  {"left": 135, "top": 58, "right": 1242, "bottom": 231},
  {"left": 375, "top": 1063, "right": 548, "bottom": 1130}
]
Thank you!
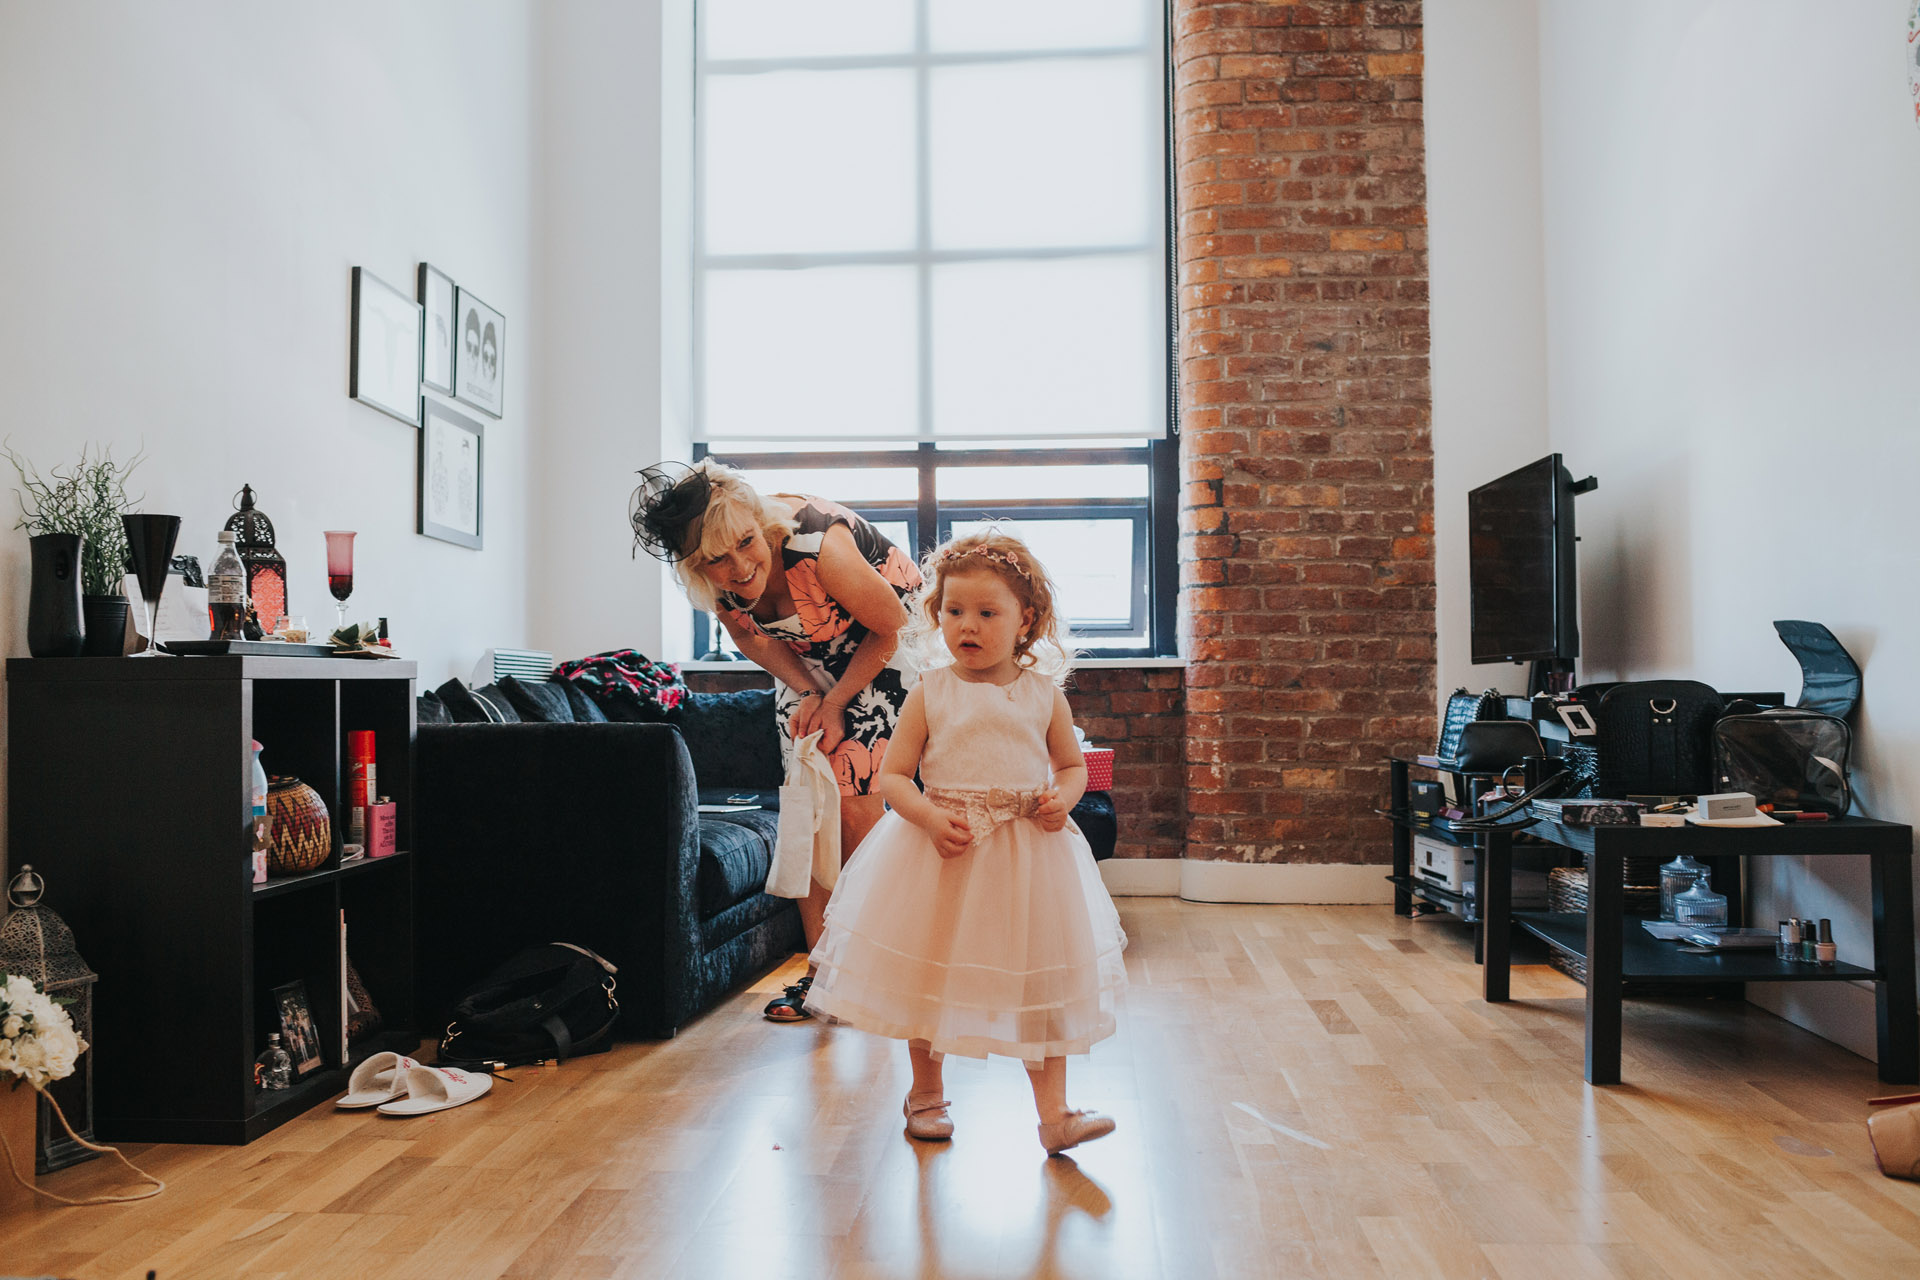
[{"left": 1083, "top": 747, "right": 1114, "bottom": 792}]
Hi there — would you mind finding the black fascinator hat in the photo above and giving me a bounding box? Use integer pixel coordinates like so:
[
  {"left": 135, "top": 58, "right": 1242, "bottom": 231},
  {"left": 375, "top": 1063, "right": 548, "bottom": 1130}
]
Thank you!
[{"left": 630, "top": 462, "right": 713, "bottom": 562}]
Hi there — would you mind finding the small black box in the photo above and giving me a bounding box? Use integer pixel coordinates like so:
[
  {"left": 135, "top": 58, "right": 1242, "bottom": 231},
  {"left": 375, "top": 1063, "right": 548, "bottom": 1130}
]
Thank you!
[{"left": 1409, "top": 779, "right": 1443, "bottom": 818}]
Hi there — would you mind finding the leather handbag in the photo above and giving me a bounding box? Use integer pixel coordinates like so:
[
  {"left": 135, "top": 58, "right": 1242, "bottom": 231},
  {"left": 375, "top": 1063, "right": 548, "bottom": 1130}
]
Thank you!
[
  {"left": 1594, "top": 680, "right": 1724, "bottom": 798},
  {"left": 1438, "top": 687, "right": 1506, "bottom": 761},
  {"left": 1455, "top": 720, "right": 1543, "bottom": 774}
]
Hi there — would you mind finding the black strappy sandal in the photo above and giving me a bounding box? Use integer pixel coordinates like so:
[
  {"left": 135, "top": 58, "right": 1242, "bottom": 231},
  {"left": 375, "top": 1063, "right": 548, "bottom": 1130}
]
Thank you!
[{"left": 763, "top": 973, "right": 814, "bottom": 1023}]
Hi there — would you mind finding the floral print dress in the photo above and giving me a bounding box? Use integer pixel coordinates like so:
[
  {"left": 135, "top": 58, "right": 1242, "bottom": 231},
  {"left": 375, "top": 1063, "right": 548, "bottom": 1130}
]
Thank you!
[{"left": 718, "top": 497, "right": 922, "bottom": 797}]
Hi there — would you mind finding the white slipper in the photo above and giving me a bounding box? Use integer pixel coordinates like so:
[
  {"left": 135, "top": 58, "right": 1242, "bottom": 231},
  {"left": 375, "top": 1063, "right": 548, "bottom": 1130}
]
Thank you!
[
  {"left": 376, "top": 1064, "right": 493, "bottom": 1117},
  {"left": 336, "top": 1052, "right": 418, "bottom": 1109}
]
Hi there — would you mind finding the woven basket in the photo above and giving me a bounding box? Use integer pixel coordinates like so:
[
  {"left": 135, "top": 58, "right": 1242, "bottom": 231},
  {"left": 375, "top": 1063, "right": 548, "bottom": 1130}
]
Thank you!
[
  {"left": 267, "top": 776, "right": 331, "bottom": 875},
  {"left": 1545, "top": 866, "right": 1662, "bottom": 986}
]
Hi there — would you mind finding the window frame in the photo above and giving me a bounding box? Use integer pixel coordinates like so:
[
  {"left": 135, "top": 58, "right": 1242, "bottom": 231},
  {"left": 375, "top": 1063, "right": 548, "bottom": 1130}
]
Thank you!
[{"left": 688, "top": 1, "right": 1181, "bottom": 660}]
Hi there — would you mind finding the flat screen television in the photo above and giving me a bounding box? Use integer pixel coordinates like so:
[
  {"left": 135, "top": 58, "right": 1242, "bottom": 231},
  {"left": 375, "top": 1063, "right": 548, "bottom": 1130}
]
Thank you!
[{"left": 1468, "top": 454, "right": 1592, "bottom": 669}]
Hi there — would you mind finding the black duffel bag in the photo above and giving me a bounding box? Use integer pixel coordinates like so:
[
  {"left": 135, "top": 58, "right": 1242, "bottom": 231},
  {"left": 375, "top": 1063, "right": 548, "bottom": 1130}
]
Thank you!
[{"left": 438, "top": 942, "right": 619, "bottom": 1071}]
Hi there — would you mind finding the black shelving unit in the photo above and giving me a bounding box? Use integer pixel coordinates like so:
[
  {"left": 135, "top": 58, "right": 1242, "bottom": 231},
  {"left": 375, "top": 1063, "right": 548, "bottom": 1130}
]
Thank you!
[
  {"left": 1385, "top": 757, "right": 1568, "bottom": 956},
  {"left": 6, "top": 655, "right": 418, "bottom": 1143},
  {"left": 1481, "top": 812, "right": 1917, "bottom": 1086}
]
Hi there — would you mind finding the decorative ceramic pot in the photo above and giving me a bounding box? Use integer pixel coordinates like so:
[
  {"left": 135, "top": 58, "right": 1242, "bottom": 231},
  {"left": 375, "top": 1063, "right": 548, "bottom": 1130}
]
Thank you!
[
  {"left": 79, "top": 595, "right": 128, "bottom": 658},
  {"left": 27, "top": 533, "right": 85, "bottom": 658},
  {"left": 266, "top": 777, "right": 331, "bottom": 875}
]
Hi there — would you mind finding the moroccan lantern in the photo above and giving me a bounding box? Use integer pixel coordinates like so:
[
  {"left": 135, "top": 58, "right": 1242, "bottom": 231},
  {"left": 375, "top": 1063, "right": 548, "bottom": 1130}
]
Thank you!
[
  {"left": 0, "top": 865, "right": 99, "bottom": 1173},
  {"left": 225, "top": 484, "right": 288, "bottom": 632}
]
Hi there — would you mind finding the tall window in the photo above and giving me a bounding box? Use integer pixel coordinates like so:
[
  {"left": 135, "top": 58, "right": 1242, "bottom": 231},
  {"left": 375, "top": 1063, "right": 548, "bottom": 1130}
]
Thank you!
[{"left": 694, "top": 0, "right": 1175, "bottom": 655}]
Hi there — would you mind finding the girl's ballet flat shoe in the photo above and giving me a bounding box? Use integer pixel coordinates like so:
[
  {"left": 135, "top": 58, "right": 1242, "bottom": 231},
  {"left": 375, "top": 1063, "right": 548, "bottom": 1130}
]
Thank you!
[
  {"left": 903, "top": 1096, "right": 954, "bottom": 1141},
  {"left": 1038, "top": 1109, "right": 1115, "bottom": 1156}
]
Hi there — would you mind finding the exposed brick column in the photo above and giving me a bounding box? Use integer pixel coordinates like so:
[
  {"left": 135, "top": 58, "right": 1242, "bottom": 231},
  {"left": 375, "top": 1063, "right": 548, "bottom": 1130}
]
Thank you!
[{"left": 1173, "top": 0, "right": 1435, "bottom": 865}]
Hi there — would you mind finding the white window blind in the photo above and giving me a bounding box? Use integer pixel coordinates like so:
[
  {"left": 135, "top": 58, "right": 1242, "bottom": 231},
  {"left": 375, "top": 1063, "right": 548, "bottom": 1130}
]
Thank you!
[{"left": 694, "top": 0, "right": 1169, "bottom": 445}]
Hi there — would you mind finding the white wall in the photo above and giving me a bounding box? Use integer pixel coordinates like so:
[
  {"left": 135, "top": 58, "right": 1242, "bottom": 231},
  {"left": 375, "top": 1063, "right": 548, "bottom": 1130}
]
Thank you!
[
  {"left": 1425, "top": 0, "right": 1553, "bottom": 700},
  {"left": 0, "top": 2, "right": 538, "bottom": 851},
  {"left": 529, "top": 0, "right": 681, "bottom": 665},
  {"left": 1536, "top": 0, "right": 1920, "bottom": 1057}
]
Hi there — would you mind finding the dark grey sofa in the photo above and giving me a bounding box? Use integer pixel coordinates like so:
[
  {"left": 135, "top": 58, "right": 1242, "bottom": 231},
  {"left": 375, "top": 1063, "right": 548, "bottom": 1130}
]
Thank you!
[{"left": 414, "top": 690, "right": 801, "bottom": 1038}]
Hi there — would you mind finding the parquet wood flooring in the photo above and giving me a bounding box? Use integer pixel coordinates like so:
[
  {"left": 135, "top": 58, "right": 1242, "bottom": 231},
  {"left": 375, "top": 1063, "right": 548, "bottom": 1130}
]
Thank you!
[{"left": 5, "top": 898, "right": 1918, "bottom": 1278}]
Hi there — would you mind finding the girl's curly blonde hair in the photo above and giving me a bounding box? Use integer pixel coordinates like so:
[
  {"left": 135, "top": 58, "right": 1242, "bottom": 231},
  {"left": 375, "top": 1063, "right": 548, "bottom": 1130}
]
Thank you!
[{"left": 904, "top": 528, "right": 1072, "bottom": 683}]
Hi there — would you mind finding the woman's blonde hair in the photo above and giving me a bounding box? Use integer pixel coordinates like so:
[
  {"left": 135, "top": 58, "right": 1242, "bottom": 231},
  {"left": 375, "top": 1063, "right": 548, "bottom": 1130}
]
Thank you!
[
  {"left": 904, "top": 527, "right": 1072, "bottom": 684},
  {"left": 669, "top": 459, "right": 799, "bottom": 614}
]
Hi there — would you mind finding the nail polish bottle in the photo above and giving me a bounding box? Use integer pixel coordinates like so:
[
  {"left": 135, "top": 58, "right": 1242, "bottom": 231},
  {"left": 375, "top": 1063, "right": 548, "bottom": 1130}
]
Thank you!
[
  {"left": 1815, "top": 918, "right": 1836, "bottom": 967},
  {"left": 1783, "top": 917, "right": 1802, "bottom": 962},
  {"left": 1800, "top": 919, "right": 1818, "bottom": 963}
]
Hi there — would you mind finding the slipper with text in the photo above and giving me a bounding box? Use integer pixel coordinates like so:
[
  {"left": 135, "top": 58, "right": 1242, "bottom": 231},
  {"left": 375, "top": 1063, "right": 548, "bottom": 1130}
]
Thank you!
[
  {"left": 335, "top": 1052, "right": 418, "bottom": 1109},
  {"left": 376, "top": 1064, "right": 493, "bottom": 1117}
]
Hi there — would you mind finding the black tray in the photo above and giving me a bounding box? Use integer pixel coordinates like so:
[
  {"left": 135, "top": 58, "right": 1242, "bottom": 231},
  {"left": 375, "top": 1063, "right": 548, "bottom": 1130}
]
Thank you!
[{"left": 162, "top": 639, "right": 338, "bottom": 658}]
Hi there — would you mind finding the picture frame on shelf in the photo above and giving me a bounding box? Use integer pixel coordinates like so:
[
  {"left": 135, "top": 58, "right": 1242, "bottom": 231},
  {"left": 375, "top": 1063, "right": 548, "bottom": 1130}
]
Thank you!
[
  {"left": 418, "top": 397, "right": 484, "bottom": 549},
  {"left": 272, "top": 979, "right": 324, "bottom": 1077},
  {"left": 417, "top": 263, "right": 456, "bottom": 396},
  {"left": 452, "top": 287, "right": 504, "bottom": 417},
  {"left": 349, "top": 268, "right": 423, "bottom": 427}
]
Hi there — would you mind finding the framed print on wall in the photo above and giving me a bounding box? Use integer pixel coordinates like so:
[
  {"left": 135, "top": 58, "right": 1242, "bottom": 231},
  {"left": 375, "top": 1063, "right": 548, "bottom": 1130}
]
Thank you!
[
  {"left": 452, "top": 287, "right": 504, "bottom": 417},
  {"left": 419, "top": 397, "right": 485, "bottom": 549},
  {"left": 349, "top": 267, "right": 423, "bottom": 426},
  {"left": 418, "top": 263, "right": 456, "bottom": 396}
]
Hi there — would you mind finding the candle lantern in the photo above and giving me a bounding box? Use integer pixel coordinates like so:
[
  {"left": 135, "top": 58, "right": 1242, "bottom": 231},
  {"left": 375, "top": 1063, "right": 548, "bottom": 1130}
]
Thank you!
[
  {"left": 225, "top": 484, "right": 288, "bottom": 631},
  {"left": 0, "top": 865, "right": 99, "bottom": 1173}
]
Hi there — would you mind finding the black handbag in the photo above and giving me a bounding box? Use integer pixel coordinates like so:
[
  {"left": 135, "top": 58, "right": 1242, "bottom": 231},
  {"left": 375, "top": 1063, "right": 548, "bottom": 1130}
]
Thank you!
[
  {"left": 1593, "top": 679, "right": 1724, "bottom": 798},
  {"left": 1454, "top": 720, "right": 1543, "bottom": 773},
  {"left": 1438, "top": 687, "right": 1506, "bottom": 760},
  {"left": 438, "top": 942, "right": 619, "bottom": 1071},
  {"left": 1713, "top": 708, "right": 1853, "bottom": 815}
]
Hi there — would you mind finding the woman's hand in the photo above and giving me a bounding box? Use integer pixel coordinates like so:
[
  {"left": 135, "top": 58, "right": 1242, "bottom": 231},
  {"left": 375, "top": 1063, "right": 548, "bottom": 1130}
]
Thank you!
[
  {"left": 1034, "top": 788, "right": 1070, "bottom": 833},
  {"left": 923, "top": 810, "right": 973, "bottom": 859},
  {"left": 789, "top": 691, "right": 848, "bottom": 755}
]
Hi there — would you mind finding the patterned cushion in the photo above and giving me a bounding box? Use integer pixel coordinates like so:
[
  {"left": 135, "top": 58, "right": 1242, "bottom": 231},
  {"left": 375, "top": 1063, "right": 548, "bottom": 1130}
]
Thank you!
[
  {"left": 674, "top": 690, "right": 784, "bottom": 789},
  {"left": 436, "top": 679, "right": 521, "bottom": 724},
  {"left": 500, "top": 676, "right": 575, "bottom": 723},
  {"left": 417, "top": 689, "right": 454, "bottom": 725},
  {"left": 696, "top": 809, "right": 779, "bottom": 919},
  {"left": 564, "top": 682, "right": 608, "bottom": 723}
]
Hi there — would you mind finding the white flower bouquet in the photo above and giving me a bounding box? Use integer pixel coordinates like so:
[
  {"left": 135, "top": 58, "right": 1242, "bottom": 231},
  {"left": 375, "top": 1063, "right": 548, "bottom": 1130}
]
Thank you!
[{"left": 0, "top": 972, "right": 87, "bottom": 1092}]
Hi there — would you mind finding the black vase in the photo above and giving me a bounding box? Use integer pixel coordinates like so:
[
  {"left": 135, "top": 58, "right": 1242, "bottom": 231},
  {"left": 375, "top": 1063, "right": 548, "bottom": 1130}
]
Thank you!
[
  {"left": 27, "top": 533, "right": 86, "bottom": 658},
  {"left": 80, "top": 595, "right": 129, "bottom": 657}
]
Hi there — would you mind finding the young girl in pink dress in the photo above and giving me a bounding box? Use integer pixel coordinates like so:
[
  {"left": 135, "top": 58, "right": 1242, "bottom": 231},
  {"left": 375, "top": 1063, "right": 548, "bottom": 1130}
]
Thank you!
[{"left": 804, "top": 530, "right": 1128, "bottom": 1156}]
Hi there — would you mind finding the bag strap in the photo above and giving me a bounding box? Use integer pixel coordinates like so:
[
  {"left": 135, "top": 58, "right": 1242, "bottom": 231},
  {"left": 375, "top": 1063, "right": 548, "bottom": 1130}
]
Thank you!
[
  {"left": 1647, "top": 695, "right": 1679, "bottom": 791},
  {"left": 543, "top": 1013, "right": 573, "bottom": 1061}
]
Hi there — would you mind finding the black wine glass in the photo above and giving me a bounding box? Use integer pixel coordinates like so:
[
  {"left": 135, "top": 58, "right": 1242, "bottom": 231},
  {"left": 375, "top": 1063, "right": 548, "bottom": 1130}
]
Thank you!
[{"left": 123, "top": 514, "right": 182, "bottom": 657}]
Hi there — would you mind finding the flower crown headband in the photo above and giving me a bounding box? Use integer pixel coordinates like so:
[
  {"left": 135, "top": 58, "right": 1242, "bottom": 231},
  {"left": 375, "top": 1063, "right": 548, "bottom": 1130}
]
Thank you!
[{"left": 931, "top": 544, "right": 1031, "bottom": 579}]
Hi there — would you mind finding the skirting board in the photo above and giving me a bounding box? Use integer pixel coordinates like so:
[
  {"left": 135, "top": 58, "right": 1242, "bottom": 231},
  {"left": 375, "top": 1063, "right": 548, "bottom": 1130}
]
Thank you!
[{"left": 1099, "top": 859, "right": 1394, "bottom": 904}]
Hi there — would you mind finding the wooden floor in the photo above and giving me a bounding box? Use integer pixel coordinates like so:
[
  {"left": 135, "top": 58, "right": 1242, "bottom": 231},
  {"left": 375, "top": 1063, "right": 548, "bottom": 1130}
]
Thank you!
[{"left": 6, "top": 898, "right": 1920, "bottom": 1279}]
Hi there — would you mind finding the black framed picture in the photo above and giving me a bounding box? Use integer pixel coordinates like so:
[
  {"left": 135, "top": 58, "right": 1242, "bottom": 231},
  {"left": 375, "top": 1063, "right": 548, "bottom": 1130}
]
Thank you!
[
  {"left": 272, "top": 979, "right": 324, "bottom": 1077},
  {"left": 349, "top": 267, "right": 423, "bottom": 426},
  {"left": 452, "top": 287, "right": 504, "bottom": 417},
  {"left": 418, "top": 263, "right": 456, "bottom": 396},
  {"left": 419, "top": 397, "right": 485, "bottom": 549}
]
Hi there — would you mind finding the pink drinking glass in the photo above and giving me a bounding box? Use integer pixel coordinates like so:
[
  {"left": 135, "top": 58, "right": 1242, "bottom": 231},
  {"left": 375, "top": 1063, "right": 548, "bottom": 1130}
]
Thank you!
[{"left": 323, "top": 531, "right": 356, "bottom": 632}]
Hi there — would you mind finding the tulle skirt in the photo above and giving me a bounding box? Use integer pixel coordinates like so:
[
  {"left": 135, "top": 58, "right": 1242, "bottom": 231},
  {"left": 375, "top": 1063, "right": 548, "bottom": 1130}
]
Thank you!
[{"left": 805, "top": 809, "right": 1128, "bottom": 1065}]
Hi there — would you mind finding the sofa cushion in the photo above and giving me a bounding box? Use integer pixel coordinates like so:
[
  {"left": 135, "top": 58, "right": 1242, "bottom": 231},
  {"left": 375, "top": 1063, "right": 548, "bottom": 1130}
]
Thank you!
[
  {"left": 675, "top": 689, "right": 784, "bottom": 790},
  {"left": 417, "top": 689, "right": 454, "bottom": 725},
  {"left": 500, "top": 676, "right": 575, "bottom": 723},
  {"left": 696, "top": 809, "right": 780, "bottom": 919},
  {"left": 563, "top": 682, "right": 608, "bottom": 723},
  {"left": 437, "top": 679, "right": 521, "bottom": 723}
]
